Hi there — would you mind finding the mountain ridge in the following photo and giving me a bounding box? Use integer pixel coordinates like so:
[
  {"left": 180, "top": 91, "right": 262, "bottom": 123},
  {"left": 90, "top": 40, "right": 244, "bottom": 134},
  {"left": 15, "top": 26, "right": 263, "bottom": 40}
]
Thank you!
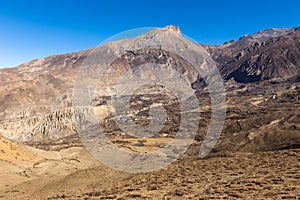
[{"left": 0, "top": 25, "right": 299, "bottom": 143}]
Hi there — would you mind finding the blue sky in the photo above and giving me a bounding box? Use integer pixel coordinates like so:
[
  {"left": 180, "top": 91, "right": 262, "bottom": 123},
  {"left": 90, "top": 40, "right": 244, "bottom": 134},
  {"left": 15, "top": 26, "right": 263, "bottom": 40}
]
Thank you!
[{"left": 0, "top": 0, "right": 300, "bottom": 68}]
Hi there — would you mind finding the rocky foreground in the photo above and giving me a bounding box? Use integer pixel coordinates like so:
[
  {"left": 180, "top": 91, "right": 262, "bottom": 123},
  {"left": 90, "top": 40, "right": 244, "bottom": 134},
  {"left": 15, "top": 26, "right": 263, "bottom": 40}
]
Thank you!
[{"left": 0, "top": 136, "right": 299, "bottom": 200}]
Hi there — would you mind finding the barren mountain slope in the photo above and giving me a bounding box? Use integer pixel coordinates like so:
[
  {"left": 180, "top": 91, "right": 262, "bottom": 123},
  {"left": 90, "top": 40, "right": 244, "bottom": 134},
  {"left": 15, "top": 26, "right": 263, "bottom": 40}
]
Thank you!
[{"left": 222, "top": 30, "right": 300, "bottom": 83}]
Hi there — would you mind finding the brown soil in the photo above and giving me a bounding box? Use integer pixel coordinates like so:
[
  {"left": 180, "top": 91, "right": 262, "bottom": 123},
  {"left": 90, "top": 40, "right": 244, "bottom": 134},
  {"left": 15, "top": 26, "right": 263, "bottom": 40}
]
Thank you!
[{"left": 1, "top": 142, "right": 299, "bottom": 199}]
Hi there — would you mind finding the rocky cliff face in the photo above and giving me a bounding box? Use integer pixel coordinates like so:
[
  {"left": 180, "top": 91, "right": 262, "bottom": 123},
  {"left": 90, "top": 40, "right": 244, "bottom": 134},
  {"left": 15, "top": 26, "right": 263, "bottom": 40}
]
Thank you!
[
  {"left": 0, "top": 50, "right": 89, "bottom": 141},
  {"left": 0, "top": 108, "right": 74, "bottom": 141}
]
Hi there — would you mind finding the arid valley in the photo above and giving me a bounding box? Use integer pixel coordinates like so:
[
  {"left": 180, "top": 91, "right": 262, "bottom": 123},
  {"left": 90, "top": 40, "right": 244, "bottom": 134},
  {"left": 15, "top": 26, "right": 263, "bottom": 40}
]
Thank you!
[{"left": 0, "top": 25, "right": 299, "bottom": 199}]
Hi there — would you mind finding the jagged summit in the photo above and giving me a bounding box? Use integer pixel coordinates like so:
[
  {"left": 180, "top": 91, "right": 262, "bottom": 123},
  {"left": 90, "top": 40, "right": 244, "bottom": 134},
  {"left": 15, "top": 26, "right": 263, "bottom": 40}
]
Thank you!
[
  {"left": 163, "top": 25, "right": 181, "bottom": 34},
  {"left": 203, "top": 26, "right": 300, "bottom": 70},
  {"left": 144, "top": 25, "right": 182, "bottom": 39}
]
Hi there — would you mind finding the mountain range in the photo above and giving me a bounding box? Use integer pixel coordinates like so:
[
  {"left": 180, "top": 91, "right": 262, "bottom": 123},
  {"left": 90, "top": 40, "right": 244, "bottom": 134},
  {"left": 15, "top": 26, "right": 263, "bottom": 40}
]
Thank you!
[{"left": 0, "top": 25, "right": 299, "bottom": 146}]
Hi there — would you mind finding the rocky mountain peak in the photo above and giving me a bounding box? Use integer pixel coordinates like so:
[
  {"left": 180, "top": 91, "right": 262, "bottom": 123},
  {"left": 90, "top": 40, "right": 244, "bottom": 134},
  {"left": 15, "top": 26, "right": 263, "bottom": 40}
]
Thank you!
[{"left": 163, "top": 25, "right": 181, "bottom": 34}]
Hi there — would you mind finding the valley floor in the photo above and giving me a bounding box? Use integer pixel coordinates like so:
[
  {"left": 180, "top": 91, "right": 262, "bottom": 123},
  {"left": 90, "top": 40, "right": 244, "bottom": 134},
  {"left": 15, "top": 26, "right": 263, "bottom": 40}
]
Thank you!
[{"left": 0, "top": 139, "right": 299, "bottom": 199}]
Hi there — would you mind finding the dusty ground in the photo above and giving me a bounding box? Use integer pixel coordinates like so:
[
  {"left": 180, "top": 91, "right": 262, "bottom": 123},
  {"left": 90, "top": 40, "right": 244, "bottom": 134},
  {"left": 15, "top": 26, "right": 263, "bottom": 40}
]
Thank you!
[
  {"left": 0, "top": 136, "right": 99, "bottom": 200},
  {"left": 0, "top": 139, "right": 299, "bottom": 199}
]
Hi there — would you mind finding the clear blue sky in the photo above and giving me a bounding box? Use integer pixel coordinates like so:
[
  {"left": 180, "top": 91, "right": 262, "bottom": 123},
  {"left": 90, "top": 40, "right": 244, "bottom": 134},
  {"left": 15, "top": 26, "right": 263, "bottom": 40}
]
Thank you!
[{"left": 0, "top": 0, "right": 299, "bottom": 68}]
